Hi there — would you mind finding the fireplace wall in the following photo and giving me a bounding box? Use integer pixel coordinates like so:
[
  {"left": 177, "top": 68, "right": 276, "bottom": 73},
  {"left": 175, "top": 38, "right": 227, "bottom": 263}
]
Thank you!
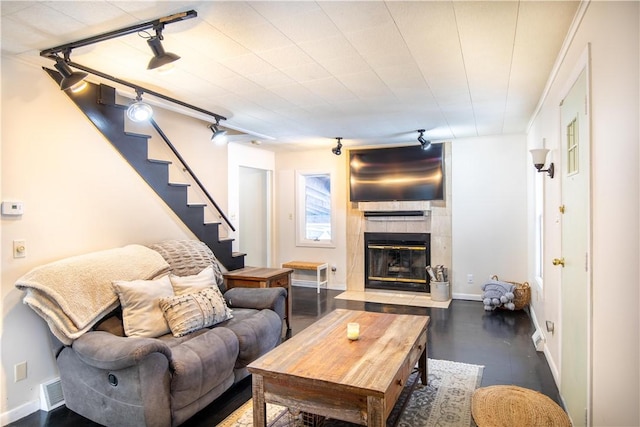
[{"left": 345, "top": 142, "right": 452, "bottom": 293}]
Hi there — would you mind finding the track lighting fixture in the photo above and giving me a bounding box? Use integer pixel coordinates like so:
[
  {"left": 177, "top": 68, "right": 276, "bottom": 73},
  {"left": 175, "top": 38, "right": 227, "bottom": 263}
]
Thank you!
[
  {"left": 417, "top": 129, "right": 431, "bottom": 151},
  {"left": 53, "top": 57, "right": 88, "bottom": 92},
  {"left": 146, "top": 28, "right": 180, "bottom": 71},
  {"left": 40, "top": 10, "right": 196, "bottom": 72},
  {"left": 332, "top": 137, "right": 343, "bottom": 156},
  {"left": 209, "top": 119, "right": 228, "bottom": 144},
  {"left": 127, "top": 90, "right": 153, "bottom": 122}
]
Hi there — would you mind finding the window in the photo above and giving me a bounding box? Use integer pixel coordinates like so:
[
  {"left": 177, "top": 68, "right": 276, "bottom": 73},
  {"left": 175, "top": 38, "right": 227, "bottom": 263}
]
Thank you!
[
  {"left": 567, "top": 117, "right": 579, "bottom": 175},
  {"left": 534, "top": 168, "right": 544, "bottom": 287},
  {"left": 296, "top": 171, "right": 334, "bottom": 247}
]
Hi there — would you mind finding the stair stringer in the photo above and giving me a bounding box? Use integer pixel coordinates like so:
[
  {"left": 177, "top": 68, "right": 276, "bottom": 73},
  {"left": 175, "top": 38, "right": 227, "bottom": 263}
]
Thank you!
[{"left": 44, "top": 68, "right": 244, "bottom": 270}]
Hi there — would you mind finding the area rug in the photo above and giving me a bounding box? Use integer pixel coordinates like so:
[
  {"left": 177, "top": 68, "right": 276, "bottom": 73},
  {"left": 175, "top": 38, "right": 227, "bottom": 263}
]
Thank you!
[
  {"left": 334, "top": 290, "right": 451, "bottom": 309},
  {"left": 217, "top": 359, "right": 483, "bottom": 427}
]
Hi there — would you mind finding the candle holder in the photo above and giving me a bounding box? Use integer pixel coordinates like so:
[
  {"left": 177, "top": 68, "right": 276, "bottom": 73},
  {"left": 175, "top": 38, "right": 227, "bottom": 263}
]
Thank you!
[{"left": 347, "top": 322, "right": 360, "bottom": 340}]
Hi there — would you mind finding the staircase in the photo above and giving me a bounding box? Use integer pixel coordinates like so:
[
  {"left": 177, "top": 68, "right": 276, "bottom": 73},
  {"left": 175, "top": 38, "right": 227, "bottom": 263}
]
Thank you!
[{"left": 45, "top": 68, "right": 245, "bottom": 270}]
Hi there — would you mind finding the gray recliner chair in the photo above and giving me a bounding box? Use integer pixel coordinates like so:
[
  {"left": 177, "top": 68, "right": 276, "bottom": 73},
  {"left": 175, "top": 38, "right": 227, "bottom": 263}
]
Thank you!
[{"left": 17, "top": 240, "right": 286, "bottom": 426}]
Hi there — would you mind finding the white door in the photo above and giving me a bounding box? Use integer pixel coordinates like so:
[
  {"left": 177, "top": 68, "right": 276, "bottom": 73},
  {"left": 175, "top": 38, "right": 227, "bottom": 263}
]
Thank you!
[
  {"left": 239, "top": 166, "right": 270, "bottom": 267},
  {"left": 559, "top": 68, "right": 590, "bottom": 426}
]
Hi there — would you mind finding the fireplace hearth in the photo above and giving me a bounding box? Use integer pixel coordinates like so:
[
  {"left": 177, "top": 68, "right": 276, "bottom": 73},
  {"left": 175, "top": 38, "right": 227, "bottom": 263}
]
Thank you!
[{"left": 364, "top": 232, "right": 431, "bottom": 293}]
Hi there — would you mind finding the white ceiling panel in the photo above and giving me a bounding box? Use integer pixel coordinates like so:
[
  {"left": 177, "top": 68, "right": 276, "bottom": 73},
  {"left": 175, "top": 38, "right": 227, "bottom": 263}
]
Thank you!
[
  {"left": 338, "top": 70, "right": 394, "bottom": 100},
  {"left": 320, "top": 1, "right": 394, "bottom": 33},
  {"left": 1, "top": 0, "right": 580, "bottom": 150},
  {"left": 266, "top": 7, "right": 340, "bottom": 44},
  {"left": 303, "top": 77, "right": 357, "bottom": 103}
]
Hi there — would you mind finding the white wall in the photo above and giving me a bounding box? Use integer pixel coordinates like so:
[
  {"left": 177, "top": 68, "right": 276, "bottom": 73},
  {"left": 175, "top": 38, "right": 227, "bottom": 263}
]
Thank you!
[
  {"left": 528, "top": 2, "right": 640, "bottom": 425},
  {"left": 276, "top": 149, "right": 347, "bottom": 288},
  {"left": 451, "top": 135, "right": 528, "bottom": 298},
  {"left": 0, "top": 56, "right": 228, "bottom": 422}
]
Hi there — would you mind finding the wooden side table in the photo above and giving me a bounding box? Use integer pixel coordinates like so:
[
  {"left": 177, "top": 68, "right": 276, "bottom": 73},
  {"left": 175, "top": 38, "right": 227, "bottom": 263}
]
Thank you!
[{"left": 223, "top": 266, "right": 293, "bottom": 331}]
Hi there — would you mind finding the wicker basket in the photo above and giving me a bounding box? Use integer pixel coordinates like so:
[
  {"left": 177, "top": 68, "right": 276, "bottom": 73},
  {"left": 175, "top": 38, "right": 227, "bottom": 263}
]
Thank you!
[{"left": 492, "top": 275, "right": 531, "bottom": 310}]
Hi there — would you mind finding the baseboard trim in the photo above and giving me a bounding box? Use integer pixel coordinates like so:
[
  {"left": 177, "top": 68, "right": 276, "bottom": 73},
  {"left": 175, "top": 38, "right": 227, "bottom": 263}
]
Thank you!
[
  {"left": 291, "top": 280, "right": 347, "bottom": 291},
  {"left": 452, "top": 293, "right": 482, "bottom": 301},
  {"left": 0, "top": 399, "right": 40, "bottom": 426}
]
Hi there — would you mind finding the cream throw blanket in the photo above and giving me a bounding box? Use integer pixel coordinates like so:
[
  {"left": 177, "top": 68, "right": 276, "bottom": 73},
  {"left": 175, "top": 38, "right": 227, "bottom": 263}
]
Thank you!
[{"left": 15, "top": 244, "right": 170, "bottom": 345}]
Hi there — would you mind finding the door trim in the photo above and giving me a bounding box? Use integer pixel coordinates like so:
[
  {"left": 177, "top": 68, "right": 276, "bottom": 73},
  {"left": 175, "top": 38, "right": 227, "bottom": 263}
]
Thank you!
[{"left": 558, "top": 43, "right": 593, "bottom": 426}]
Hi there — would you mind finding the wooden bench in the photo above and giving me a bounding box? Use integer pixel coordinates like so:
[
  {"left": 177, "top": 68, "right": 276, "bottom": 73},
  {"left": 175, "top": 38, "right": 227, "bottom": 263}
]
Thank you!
[{"left": 281, "top": 261, "right": 328, "bottom": 293}]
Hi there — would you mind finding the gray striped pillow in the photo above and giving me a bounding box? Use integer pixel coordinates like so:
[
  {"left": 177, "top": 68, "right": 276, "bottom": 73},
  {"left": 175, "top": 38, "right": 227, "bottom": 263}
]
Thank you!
[{"left": 159, "top": 287, "right": 232, "bottom": 337}]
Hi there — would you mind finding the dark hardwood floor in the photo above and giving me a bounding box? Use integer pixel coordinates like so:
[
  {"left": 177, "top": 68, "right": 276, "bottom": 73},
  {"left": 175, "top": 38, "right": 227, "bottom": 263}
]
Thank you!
[{"left": 9, "top": 287, "right": 560, "bottom": 427}]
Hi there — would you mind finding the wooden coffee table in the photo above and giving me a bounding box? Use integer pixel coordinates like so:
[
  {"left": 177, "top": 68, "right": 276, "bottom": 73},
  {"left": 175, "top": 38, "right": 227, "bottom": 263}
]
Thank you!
[{"left": 248, "top": 309, "right": 430, "bottom": 426}]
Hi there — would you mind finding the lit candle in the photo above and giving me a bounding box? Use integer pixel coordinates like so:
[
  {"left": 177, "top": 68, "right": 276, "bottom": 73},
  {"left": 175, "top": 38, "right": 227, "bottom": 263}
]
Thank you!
[{"left": 347, "top": 322, "right": 360, "bottom": 340}]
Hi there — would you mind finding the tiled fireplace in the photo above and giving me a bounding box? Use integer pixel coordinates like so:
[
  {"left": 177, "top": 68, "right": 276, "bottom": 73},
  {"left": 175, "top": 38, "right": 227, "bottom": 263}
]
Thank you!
[{"left": 345, "top": 142, "right": 452, "bottom": 293}]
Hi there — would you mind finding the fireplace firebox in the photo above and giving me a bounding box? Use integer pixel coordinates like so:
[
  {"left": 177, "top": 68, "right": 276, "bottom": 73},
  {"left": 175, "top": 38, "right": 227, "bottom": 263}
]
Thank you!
[{"left": 364, "top": 232, "right": 431, "bottom": 293}]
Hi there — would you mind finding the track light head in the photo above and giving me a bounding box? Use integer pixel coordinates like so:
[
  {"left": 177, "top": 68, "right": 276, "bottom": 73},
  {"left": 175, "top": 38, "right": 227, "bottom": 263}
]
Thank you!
[
  {"left": 147, "top": 29, "right": 180, "bottom": 71},
  {"left": 332, "top": 137, "right": 343, "bottom": 156},
  {"left": 54, "top": 58, "right": 88, "bottom": 92},
  {"left": 209, "top": 119, "right": 228, "bottom": 144},
  {"left": 127, "top": 90, "right": 153, "bottom": 122},
  {"left": 417, "top": 129, "right": 431, "bottom": 150}
]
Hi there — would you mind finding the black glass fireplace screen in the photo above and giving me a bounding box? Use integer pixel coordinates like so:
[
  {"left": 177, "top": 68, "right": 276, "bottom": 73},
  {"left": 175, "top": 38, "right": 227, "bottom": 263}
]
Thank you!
[{"left": 364, "top": 232, "right": 430, "bottom": 293}]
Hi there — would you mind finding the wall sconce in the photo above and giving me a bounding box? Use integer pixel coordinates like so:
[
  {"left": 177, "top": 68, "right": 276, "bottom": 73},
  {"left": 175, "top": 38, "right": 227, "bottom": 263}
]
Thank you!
[
  {"left": 530, "top": 148, "right": 554, "bottom": 178},
  {"left": 332, "top": 137, "right": 343, "bottom": 155}
]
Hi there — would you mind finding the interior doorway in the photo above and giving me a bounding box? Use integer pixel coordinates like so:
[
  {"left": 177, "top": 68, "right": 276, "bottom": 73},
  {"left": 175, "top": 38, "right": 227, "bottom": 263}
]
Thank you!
[
  {"left": 559, "top": 61, "right": 591, "bottom": 426},
  {"left": 238, "top": 166, "right": 271, "bottom": 267}
]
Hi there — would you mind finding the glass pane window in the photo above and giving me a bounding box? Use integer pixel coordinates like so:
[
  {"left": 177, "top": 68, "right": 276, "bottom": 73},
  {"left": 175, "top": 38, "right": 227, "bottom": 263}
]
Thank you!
[
  {"left": 534, "top": 166, "right": 544, "bottom": 286},
  {"left": 296, "top": 172, "right": 334, "bottom": 247},
  {"left": 567, "top": 117, "right": 579, "bottom": 175}
]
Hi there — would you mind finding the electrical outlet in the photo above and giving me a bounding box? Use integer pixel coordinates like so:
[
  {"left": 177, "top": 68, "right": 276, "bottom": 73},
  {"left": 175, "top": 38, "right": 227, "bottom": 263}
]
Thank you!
[
  {"left": 467, "top": 274, "right": 473, "bottom": 284},
  {"left": 14, "top": 361, "right": 27, "bottom": 382}
]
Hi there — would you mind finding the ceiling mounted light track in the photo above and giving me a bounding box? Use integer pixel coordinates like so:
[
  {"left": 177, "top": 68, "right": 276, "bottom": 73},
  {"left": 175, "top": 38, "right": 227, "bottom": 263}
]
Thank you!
[
  {"left": 53, "top": 56, "right": 88, "bottom": 92},
  {"left": 127, "top": 90, "right": 153, "bottom": 122},
  {"left": 146, "top": 28, "right": 180, "bottom": 71},
  {"left": 40, "top": 9, "right": 227, "bottom": 126},
  {"left": 417, "top": 129, "right": 431, "bottom": 151},
  {"left": 209, "top": 119, "right": 228, "bottom": 144},
  {"left": 332, "top": 137, "right": 343, "bottom": 156},
  {"left": 40, "top": 10, "right": 196, "bottom": 65}
]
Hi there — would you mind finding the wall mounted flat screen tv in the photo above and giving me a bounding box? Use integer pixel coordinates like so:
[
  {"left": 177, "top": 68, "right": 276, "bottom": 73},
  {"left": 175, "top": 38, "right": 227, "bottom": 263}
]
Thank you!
[{"left": 349, "top": 144, "right": 444, "bottom": 202}]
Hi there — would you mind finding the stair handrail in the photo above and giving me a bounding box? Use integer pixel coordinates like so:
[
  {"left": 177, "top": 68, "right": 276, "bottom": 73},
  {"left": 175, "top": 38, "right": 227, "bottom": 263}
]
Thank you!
[{"left": 149, "top": 118, "right": 236, "bottom": 232}]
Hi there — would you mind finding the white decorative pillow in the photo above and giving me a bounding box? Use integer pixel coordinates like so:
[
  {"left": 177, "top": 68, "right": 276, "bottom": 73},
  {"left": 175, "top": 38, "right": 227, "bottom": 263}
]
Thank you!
[
  {"left": 112, "top": 275, "right": 174, "bottom": 338},
  {"left": 159, "top": 287, "right": 233, "bottom": 337},
  {"left": 170, "top": 265, "right": 217, "bottom": 295}
]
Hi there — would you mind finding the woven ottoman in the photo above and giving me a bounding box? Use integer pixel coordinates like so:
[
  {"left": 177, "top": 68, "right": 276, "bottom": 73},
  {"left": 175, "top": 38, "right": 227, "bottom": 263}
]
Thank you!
[{"left": 471, "top": 385, "right": 571, "bottom": 427}]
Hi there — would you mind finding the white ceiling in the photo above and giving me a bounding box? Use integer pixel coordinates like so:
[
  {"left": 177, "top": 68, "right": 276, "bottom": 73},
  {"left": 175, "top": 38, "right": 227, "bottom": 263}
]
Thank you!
[{"left": 1, "top": 1, "right": 580, "bottom": 151}]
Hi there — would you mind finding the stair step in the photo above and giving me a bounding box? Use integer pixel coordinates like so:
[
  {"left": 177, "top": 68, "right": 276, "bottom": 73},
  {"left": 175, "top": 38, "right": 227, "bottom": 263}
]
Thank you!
[
  {"left": 148, "top": 159, "right": 172, "bottom": 165},
  {"left": 124, "top": 131, "right": 152, "bottom": 139},
  {"left": 168, "top": 182, "right": 190, "bottom": 188}
]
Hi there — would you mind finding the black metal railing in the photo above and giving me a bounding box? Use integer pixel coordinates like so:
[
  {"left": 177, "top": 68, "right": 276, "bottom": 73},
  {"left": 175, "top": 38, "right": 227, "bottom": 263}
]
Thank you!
[{"left": 149, "top": 118, "right": 235, "bottom": 232}]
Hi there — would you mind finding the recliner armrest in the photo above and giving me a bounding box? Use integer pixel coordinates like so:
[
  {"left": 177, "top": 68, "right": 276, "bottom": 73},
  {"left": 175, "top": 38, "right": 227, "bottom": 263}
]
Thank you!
[
  {"left": 71, "top": 331, "right": 172, "bottom": 370},
  {"left": 224, "top": 287, "right": 286, "bottom": 317}
]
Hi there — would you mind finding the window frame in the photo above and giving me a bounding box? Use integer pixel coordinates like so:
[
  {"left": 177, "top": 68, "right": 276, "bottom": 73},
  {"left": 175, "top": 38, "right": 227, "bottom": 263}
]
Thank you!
[
  {"left": 295, "top": 170, "right": 335, "bottom": 248},
  {"left": 534, "top": 168, "right": 545, "bottom": 289}
]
